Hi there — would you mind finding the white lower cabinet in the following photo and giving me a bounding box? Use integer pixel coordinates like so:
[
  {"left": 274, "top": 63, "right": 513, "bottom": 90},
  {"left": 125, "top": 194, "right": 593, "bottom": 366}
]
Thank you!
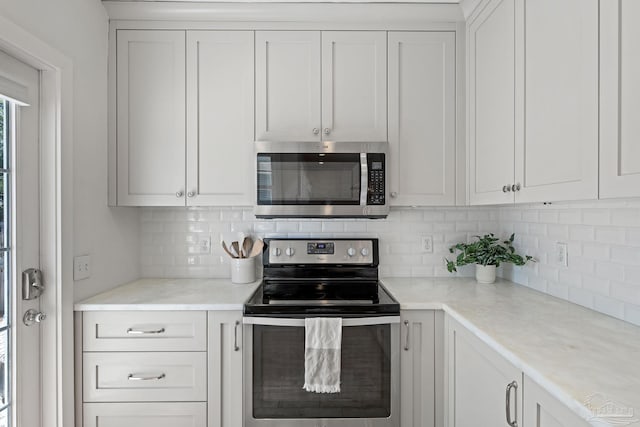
[
  {"left": 208, "top": 310, "right": 244, "bottom": 427},
  {"left": 446, "top": 316, "right": 522, "bottom": 427},
  {"left": 446, "top": 315, "right": 590, "bottom": 427},
  {"left": 77, "top": 310, "right": 243, "bottom": 427},
  {"left": 83, "top": 402, "right": 207, "bottom": 427},
  {"left": 523, "top": 375, "right": 589, "bottom": 427},
  {"left": 400, "top": 310, "right": 444, "bottom": 427}
]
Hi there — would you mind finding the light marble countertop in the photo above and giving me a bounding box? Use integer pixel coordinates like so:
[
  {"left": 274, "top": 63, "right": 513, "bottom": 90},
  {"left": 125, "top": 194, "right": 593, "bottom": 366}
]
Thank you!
[
  {"left": 73, "top": 278, "right": 260, "bottom": 311},
  {"left": 382, "top": 277, "right": 640, "bottom": 427},
  {"left": 75, "top": 276, "right": 640, "bottom": 426}
]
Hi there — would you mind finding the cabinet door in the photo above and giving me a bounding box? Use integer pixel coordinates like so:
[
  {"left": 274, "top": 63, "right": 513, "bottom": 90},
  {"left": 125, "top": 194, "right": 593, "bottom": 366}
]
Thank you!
[
  {"left": 186, "top": 31, "right": 254, "bottom": 206},
  {"left": 515, "top": 0, "right": 598, "bottom": 203},
  {"left": 523, "top": 375, "right": 590, "bottom": 427},
  {"left": 84, "top": 402, "right": 206, "bottom": 427},
  {"left": 447, "top": 317, "right": 522, "bottom": 427},
  {"left": 468, "top": 0, "right": 516, "bottom": 205},
  {"left": 208, "top": 311, "right": 243, "bottom": 427},
  {"left": 116, "top": 30, "right": 186, "bottom": 206},
  {"left": 388, "top": 32, "right": 456, "bottom": 206},
  {"left": 600, "top": 0, "right": 640, "bottom": 198},
  {"left": 255, "top": 31, "right": 321, "bottom": 142},
  {"left": 321, "top": 31, "right": 387, "bottom": 142},
  {"left": 400, "top": 311, "right": 436, "bottom": 427}
]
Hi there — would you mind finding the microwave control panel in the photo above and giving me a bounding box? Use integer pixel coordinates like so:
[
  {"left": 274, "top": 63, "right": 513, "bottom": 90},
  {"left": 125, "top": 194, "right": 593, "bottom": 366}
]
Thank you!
[{"left": 367, "top": 153, "right": 385, "bottom": 205}]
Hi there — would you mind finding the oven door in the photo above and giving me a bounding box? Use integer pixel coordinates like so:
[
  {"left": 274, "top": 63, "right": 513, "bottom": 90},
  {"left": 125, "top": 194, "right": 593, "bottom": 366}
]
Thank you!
[{"left": 243, "top": 316, "right": 399, "bottom": 427}]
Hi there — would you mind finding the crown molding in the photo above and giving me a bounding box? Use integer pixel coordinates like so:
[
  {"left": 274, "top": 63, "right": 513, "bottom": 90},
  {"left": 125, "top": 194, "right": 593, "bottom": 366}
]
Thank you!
[
  {"left": 102, "top": 1, "right": 465, "bottom": 24},
  {"left": 459, "top": 0, "right": 483, "bottom": 19}
]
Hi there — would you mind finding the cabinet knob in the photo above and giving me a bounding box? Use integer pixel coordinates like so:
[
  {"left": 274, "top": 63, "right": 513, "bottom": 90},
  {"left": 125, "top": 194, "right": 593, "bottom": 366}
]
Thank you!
[
  {"left": 176, "top": 191, "right": 184, "bottom": 198},
  {"left": 312, "top": 128, "right": 320, "bottom": 135},
  {"left": 323, "top": 128, "right": 331, "bottom": 135},
  {"left": 512, "top": 183, "right": 521, "bottom": 192},
  {"left": 502, "top": 185, "right": 511, "bottom": 193},
  {"left": 390, "top": 192, "right": 398, "bottom": 198},
  {"left": 187, "top": 191, "right": 195, "bottom": 198}
]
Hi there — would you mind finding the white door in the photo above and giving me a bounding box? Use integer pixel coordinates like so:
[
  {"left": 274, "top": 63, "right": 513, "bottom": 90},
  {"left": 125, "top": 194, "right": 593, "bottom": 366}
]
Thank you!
[
  {"left": 321, "top": 31, "right": 387, "bottom": 142},
  {"left": 515, "top": 0, "right": 598, "bottom": 203},
  {"left": 388, "top": 32, "right": 456, "bottom": 206},
  {"left": 255, "top": 31, "right": 321, "bottom": 142},
  {"left": 400, "top": 311, "right": 436, "bottom": 427},
  {"left": 186, "top": 31, "right": 254, "bottom": 206},
  {"left": 116, "top": 30, "right": 187, "bottom": 206},
  {"left": 447, "top": 318, "right": 521, "bottom": 427},
  {"left": 468, "top": 0, "right": 516, "bottom": 205},
  {"left": 600, "top": 0, "right": 640, "bottom": 199},
  {"left": 0, "top": 49, "right": 42, "bottom": 427}
]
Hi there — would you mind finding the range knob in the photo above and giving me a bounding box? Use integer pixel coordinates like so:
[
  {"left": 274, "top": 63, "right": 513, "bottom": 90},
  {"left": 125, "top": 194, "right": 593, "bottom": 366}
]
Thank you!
[
  {"left": 347, "top": 247, "right": 357, "bottom": 257},
  {"left": 285, "top": 247, "right": 295, "bottom": 257},
  {"left": 361, "top": 247, "right": 370, "bottom": 257},
  {"left": 271, "top": 247, "right": 281, "bottom": 257}
]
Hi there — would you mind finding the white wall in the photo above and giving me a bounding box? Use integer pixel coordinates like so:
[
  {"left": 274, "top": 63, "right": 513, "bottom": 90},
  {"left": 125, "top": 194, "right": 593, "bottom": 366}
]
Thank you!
[{"left": 0, "top": 0, "right": 140, "bottom": 301}]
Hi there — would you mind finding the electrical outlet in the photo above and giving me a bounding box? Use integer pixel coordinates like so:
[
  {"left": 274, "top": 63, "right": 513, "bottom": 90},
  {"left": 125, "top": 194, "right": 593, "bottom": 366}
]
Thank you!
[
  {"left": 199, "top": 236, "right": 211, "bottom": 254},
  {"left": 74, "top": 255, "right": 91, "bottom": 281},
  {"left": 556, "top": 242, "right": 568, "bottom": 267},
  {"left": 421, "top": 235, "right": 433, "bottom": 253}
]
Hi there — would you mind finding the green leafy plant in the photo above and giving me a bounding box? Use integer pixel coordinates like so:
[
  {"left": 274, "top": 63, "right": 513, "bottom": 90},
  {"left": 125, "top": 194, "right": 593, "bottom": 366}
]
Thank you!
[{"left": 446, "top": 233, "right": 534, "bottom": 273}]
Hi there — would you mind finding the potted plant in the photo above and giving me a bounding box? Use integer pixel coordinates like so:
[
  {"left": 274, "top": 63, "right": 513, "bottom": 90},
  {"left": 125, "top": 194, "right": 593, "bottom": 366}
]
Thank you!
[{"left": 446, "top": 233, "right": 534, "bottom": 284}]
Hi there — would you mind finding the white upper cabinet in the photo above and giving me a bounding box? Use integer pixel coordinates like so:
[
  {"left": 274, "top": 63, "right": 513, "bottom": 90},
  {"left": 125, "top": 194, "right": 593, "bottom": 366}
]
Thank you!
[
  {"left": 468, "top": 0, "right": 599, "bottom": 205},
  {"left": 389, "top": 32, "right": 456, "bottom": 206},
  {"left": 600, "top": 0, "right": 640, "bottom": 199},
  {"left": 186, "top": 31, "right": 254, "bottom": 206},
  {"left": 113, "top": 30, "right": 254, "bottom": 206},
  {"left": 255, "top": 30, "right": 386, "bottom": 143},
  {"left": 468, "top": 0, "right": 516, "bottom": 205},
  {"left": 322, "top": 31, "right": 387, "bottom": 142},
  {"left": 116, "top": 30, "right": 186, "bottom": 206},
  {"left": 515, "top": 0, "right": 598, "bottom": 203},
  {"left": 255, "top": 31, "right": 321, "bottom": 142}
]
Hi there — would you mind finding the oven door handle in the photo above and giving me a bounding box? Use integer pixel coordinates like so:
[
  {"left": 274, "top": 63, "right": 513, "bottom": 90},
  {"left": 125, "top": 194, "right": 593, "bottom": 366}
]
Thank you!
[{"left": 243, "top": 316, "right": 400, "bottom": 327}]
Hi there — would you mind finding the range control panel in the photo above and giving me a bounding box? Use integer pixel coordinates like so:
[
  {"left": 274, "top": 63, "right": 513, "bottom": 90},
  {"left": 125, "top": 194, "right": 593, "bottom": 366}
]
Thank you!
[{"left": 267, "top": 239, "right": 375, "bottom": 265}]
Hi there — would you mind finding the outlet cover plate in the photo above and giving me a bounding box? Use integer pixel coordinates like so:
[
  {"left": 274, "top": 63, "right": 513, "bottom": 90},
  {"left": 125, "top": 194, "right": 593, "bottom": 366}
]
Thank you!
[{"left": 74, "top": 255, "right": 91, "bottom": 281}]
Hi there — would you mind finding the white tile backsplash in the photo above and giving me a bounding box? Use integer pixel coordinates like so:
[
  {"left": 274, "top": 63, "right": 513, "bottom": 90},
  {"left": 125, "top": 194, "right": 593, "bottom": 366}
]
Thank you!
[
  {"left": 140, "top": 199, "right": 640, "bottom": 326},
  {"left": 497, "top": 200, "right": 640, "bottom": 326},
  {"left": 140, "top": 206, "right": 499, "bottom": 281}
]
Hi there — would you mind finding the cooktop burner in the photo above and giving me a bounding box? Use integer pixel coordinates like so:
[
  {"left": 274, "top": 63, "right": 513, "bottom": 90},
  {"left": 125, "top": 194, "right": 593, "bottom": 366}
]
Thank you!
[{"left": 243, "top": 238, "right": 399, "bottom": 317}]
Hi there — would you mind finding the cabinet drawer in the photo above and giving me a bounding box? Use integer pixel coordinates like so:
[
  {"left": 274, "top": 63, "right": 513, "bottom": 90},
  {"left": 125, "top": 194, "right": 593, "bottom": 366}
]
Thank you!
[
  {"left": 83, "top": 352, "right": 207, "bottom": 402},
  {"left": 82, "top": 311, "right": 206, "bottom": 351},
  {"left": 83, "top": 402, "right": 206, "bottom": 427}
]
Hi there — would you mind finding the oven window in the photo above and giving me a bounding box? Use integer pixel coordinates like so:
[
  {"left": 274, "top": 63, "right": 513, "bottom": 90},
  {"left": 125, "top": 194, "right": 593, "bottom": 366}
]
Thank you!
[
  {"left": 257, "top": 153, "right": 361, "bottom": 205},
  {"left": 252, "top": 324, "right": 391, "bottom": 419}
]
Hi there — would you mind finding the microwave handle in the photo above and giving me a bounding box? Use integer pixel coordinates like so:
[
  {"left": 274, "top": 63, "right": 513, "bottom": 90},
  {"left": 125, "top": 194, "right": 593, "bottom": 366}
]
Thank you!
[
  {"left": 360, "top": 153, "right": 368, "bottom": 206},
  {"left": 243, "top": 316, "right": 400, "bottom": 328}
]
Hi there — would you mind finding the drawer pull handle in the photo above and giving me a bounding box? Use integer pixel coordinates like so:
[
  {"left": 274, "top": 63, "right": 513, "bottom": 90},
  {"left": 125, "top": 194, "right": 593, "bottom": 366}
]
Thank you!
[
  {"left": 234, "top": 320, "right": 240, "bottom": 352},
  {"left": 126, "top": 327, "right": 166, "bottom": 335},
  {"left": 128, "top": 373, "right": 166, "bottom": 381},
  {"left": 505, "top": 380, "right": 518, "bottom": 427},
  {"left": 403, "top": 320, "right": 410, "bottom": 351}
]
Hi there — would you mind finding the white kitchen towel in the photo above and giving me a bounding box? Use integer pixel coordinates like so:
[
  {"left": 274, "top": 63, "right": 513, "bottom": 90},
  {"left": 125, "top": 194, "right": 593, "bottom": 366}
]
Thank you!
[{"left": 303, "top": 317, "right": 342, "bottom": 393}]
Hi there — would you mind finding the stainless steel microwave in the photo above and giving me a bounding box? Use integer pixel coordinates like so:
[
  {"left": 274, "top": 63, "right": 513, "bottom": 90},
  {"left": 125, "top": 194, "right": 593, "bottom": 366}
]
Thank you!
[{"left": 254, "top": 141, "right": 389, "bottom": 218}]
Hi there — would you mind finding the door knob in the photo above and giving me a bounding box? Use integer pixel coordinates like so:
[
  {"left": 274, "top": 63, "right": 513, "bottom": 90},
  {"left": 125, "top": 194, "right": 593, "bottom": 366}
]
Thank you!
[
  {"left": 176, "top": 191, "right": 184, "bottom": 198},
  {"left": 23, "top": 309, "right": 46, "bottom": 326},
  {"left": 312, "top": 128, "right": 320, "bottom": 135},
  {"left": 323, "top": 128, "right": 331, "bottom": 135},
  {"left": 187, "top": 191, "right": 195, "bottom": 198}
]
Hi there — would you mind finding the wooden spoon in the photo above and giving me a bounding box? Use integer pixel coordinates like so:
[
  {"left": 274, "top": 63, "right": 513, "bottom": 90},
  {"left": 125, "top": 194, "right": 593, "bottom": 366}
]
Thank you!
[
  {"left": 231, "top": 241, "right": 241, "bottom": 258},
  {"left": 248, "top": 239, "right": 264, "bottom": 258},
  {"left": 222, "top": 241, "right": 236, "bottom": 259},
  {"left": 242, "top": 237, "right": 253, "bottom": 259}
]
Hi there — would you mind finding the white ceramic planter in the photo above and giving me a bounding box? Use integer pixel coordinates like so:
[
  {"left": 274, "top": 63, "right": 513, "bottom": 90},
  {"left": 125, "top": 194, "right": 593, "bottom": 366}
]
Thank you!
[
  {"left": 475, "top": 264, "right": 497, "bottom": 284},
  {"left": 231, "top": 257, "right": 255, "bottom": 284}
]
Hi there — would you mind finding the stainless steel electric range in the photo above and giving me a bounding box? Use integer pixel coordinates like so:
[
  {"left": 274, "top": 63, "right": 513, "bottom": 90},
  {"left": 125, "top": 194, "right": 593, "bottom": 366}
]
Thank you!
[{"left": 243, "top": 238, "right": 400, "bottom": 427}]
